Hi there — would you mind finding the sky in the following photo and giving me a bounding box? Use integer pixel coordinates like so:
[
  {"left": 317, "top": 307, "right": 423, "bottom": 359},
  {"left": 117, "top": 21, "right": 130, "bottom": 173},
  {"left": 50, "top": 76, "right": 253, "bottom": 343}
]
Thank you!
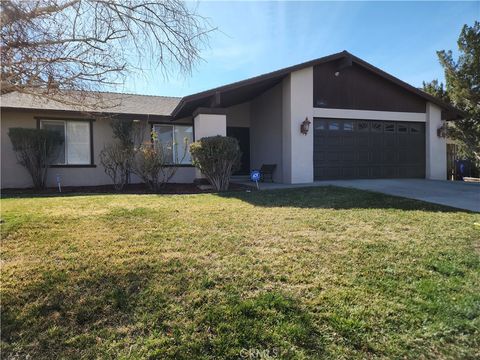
[{"left": 118, "top": 1, "right": 480, "bottom": 98}]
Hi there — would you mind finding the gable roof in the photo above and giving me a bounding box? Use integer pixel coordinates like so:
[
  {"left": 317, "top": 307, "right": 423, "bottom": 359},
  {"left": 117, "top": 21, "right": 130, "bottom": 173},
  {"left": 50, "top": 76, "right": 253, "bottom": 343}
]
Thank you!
[
  {"left": 171, "top": 50, "right": 463, "bottom": 120},
  {"left": 0, "top": 91, "right": 180, "bottom": 117},
  {"left": 0, "top": 51, "right": 463, "bottom": 120}
]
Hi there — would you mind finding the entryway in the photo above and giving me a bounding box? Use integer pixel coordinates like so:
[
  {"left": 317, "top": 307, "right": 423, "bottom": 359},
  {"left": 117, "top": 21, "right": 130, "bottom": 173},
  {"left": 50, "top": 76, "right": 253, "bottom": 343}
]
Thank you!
[{"left": 227, "top": 126, "right": 250, "bottom": 175}]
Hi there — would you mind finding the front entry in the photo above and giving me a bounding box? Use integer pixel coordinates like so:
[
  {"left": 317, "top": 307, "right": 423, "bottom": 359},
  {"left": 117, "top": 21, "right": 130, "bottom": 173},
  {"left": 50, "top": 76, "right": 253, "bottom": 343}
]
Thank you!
[{"left": 227, "top": 127, "right": 250, "bottom": 175}]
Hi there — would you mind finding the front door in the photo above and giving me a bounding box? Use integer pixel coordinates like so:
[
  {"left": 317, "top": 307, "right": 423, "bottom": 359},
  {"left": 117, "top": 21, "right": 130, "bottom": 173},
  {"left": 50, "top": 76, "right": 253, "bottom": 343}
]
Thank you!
[{"left": 227, "top": 127, "right": 250, "bottom": 175}]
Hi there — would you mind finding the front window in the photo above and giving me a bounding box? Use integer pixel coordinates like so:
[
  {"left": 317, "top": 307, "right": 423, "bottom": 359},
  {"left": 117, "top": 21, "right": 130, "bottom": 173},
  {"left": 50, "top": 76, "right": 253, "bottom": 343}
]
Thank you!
[
  {"left": 328, "top": 121, "right": 340, "bottom": 131},
  {"left": 40, "top": 120, "right": 91, "bottom": 165},
  {"left": 152, "top": 124, "right": 193, "bottom": 164}
]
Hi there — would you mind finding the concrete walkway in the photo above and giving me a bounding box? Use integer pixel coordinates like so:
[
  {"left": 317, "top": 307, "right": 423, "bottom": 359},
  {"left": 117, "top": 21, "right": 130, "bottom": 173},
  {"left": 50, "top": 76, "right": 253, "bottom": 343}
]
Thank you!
[{"left": 236, "top": 179, "right": 480, "bottom": 212}]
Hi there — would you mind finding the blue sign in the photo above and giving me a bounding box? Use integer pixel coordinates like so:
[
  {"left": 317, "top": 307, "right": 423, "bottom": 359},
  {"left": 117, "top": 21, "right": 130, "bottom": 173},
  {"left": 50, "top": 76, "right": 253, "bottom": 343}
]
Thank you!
[{"left": 250, "top": 170, "right": 261, "bottom": 182}]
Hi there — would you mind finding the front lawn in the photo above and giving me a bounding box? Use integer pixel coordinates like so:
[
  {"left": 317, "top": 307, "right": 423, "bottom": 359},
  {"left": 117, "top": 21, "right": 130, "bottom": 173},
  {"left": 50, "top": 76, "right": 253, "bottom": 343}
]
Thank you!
[{"left": 1, "top": 187, "right": 479, "bottom": 359}]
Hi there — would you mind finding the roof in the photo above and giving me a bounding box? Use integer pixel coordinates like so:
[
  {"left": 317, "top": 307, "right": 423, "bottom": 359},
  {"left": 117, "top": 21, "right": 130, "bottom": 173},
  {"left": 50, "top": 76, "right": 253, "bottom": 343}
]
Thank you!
[
  {"left": 172, "top": 50, "right": 464, "bottom": 120},
  {"left": 0, "top": 91, "right": 180, "bottom": 117},
  {"left": 0, "top": 51, "right": 464, "bottom": 120}
]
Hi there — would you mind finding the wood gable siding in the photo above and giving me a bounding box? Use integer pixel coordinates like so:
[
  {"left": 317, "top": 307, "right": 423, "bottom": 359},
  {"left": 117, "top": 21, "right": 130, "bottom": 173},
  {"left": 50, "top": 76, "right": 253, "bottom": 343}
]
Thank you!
[{"left": 313, "top": 62, "right": 427, "bottom": 113}]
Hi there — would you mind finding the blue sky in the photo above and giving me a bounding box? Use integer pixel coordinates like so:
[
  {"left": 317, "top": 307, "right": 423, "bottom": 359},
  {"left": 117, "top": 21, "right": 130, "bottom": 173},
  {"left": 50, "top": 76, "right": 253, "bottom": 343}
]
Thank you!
[{"left": 119, "top": 1, "right": 479, "bottom": 97}]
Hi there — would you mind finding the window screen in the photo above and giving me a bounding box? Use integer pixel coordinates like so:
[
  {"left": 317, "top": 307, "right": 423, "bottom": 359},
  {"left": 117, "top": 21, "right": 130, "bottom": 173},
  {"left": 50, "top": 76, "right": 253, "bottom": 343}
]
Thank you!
[
  {"left": 67, "top": 122, "right": 90, "bottom": 164},
  {"left": 174, "top": 126, "right": 193, "bottom": 164}
]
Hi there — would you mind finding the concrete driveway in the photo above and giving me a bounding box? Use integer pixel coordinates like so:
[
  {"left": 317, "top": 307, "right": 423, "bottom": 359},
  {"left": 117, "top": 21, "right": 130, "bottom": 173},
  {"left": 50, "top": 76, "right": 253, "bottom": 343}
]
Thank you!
[{"left": 318, "top": 179, "right": 480, "bottom": 212}]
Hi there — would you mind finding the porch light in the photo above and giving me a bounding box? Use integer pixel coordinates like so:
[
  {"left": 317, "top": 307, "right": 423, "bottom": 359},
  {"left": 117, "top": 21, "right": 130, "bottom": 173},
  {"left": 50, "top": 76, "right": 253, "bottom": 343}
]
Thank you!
[
  {"left": 437, "top": 123, "right": 447, "bottom": 138},
  {"left": 300, "top": 117, "right": 311, "bottom": 135}
]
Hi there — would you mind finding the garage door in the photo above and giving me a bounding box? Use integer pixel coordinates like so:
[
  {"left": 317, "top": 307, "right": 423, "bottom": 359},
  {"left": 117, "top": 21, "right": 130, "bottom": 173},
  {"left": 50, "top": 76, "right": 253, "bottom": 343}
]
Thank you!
[{"left": 313, "top": 118, "right": 425, "bottom": 180}]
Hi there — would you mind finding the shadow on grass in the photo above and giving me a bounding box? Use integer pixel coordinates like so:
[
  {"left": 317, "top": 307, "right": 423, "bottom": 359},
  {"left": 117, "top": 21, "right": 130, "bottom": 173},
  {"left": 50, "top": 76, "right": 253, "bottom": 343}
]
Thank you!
[
  {"left": 217, "top": 186, "right": 470, "bottom": 213},
  {"left": 1, "top": 258, "right": 323, "bottom": 359},
  {"left": 0, "top": 183, "right": 249, "bottom": 199}
]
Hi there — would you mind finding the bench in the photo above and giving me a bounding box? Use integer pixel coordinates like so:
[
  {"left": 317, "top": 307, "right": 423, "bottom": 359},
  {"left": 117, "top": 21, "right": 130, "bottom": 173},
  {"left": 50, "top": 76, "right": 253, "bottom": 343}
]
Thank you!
[{"left": 260, "top": 164, "right": 277, "bottom": 182}]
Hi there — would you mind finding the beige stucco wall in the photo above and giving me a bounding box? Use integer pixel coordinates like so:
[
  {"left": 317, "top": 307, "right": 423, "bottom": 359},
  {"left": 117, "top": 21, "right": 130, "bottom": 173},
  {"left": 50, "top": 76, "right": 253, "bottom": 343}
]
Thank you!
[
  {"left": 282, "top": 67, "right": 314, "bottom": 184},
  {"left": 1, "top": 109, "right": 195, "bottom": 189},
  {"left": 250, "top": 82, "right": 283, "bottom": 182},
  {"left": 193, "top": 112, "right": 227, "bottom": 179},
  {"left": 426, "top": 102, "right": 447, "bottom": 180}
]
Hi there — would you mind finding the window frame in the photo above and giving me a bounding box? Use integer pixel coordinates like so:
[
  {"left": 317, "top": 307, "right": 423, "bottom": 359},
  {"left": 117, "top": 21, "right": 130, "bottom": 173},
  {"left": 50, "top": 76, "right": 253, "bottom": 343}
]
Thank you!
[
  {"left": 36, "top": 117, "right": 95, "bottom": 168},
  {"left": 151, "top": 123, "right": 194, "bottom": 167}
]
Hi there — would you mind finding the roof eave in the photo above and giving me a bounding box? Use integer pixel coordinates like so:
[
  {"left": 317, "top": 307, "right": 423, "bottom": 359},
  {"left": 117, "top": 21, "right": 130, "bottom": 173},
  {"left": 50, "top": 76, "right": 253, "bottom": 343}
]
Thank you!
[{"left": 171, "top": 51, "right": 349, "bottom": 118}]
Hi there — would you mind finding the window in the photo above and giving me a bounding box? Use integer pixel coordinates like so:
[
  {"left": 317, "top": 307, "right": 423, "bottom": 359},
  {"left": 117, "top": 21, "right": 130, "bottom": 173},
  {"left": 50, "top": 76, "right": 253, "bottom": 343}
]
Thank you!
[
  {"left": 384, "top": 123, "right": 395, "bottom": 132},
  {"left": 152, "top": 124, "right": 193, "bottom": 164},
  {"left": 357, "top": 121, "right": 369, "bottom": 132},
  {"left": 314, "top": 119, "right": 327, "bottom": 131},
  {"left": 397, "top": 124, "right": 408, "bottom": 133},
  {"left": 410, "top": 124, "right": 420, "bottom": 133},
  {"left": 328, "top": 121, "right": 340, "bottom": 130},
  {"left": 40, "top": 120, "right": 91, "bottom": 165},
  {"left": 343, "top": 121, "right": 354, "bottom": 131},
  {"left": 371, "top": 122, "right": 382, "bottom": 132}
]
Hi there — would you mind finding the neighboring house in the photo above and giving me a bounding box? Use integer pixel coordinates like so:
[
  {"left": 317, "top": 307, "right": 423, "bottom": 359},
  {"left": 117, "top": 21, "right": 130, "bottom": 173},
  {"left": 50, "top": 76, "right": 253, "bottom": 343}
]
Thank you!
[{"left": 0, "top": 51, "right": 463, "bottom": 189}]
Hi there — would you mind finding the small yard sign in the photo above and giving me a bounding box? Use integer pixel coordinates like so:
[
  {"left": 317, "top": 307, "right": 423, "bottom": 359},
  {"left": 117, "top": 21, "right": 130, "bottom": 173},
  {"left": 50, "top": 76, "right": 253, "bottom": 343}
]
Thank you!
[{"left": 250, "top": 170, "right": 261, "bottom": 190}]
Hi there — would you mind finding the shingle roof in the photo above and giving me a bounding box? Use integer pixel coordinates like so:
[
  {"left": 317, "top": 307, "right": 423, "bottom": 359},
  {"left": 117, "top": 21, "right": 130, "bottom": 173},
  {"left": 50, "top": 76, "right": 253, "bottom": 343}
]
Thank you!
[{"left": 0, "top": 91, "right": 181, "bottom": 117}]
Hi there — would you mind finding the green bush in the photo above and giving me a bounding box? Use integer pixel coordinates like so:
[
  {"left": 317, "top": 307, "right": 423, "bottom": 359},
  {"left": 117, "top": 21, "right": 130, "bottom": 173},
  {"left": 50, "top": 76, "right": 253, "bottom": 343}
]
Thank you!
[
  {"left": 190, "top": 136, "right": 241, "bottom": 191},
  {"left": 8, "top": 128, "right": 63, "bottom": 189}
]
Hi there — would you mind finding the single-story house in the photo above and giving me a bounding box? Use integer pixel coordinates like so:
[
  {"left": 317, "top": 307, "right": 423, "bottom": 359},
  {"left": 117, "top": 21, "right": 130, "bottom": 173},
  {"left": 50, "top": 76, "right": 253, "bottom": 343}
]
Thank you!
[{"left": 1, "top": 51, "right": 463, "bottom": 189}]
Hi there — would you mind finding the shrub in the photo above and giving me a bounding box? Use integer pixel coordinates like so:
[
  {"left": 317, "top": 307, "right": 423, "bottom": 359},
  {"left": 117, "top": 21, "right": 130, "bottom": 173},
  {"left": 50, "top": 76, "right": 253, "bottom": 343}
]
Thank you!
[
  {"left": 99, "top": 143, "right": 134, "bottom": 191},
  {"left": 8, "top": 128, "right": 63, "bottom": 189},
  {"left": 132, "top": 136, "right": 188, "bottom": 191},
  {"left": 99, "top": 119, "right": 148, "bottom": 191},
  {"left": 190, "top": 136, "right": 241, "bottom": 191}
]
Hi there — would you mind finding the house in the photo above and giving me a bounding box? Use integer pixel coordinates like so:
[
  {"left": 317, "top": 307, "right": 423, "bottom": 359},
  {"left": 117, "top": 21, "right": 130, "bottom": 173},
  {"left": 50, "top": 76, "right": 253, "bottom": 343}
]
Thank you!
[{"left": 0, "top": 51, "right": 463, "bottom": 189}]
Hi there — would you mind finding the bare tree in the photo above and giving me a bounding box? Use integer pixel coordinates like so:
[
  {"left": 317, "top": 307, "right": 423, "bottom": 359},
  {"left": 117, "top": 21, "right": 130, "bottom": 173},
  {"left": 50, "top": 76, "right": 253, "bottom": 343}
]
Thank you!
[{"left": 1, "top": 0, "right": 212, "bottom": 104}]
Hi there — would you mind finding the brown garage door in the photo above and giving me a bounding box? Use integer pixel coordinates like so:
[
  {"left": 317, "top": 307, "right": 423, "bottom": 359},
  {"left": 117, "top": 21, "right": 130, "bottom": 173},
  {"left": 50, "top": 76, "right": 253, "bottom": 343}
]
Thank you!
[{"left": 313, "top": 118, "right": 425, "bottom": 180}]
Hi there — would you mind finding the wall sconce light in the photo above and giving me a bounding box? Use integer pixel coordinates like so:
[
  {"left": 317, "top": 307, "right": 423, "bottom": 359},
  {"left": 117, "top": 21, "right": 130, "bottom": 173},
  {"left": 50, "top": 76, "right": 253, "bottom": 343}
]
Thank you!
[
  {"left": 334, "top": 71, "right": 340, "bottom": 77},
  {"left": 437, "top": 123, "right": 447, "bottom": 138},
  {"left": 300, "top": 117, "right": 311, "bottom": 135}
]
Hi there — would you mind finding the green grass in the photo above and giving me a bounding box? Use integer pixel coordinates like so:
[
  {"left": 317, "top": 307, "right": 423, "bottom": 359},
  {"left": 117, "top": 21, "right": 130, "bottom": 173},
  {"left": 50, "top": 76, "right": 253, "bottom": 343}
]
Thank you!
[{"left": 1, "top": 186, "right": 479, "bottom": 359}]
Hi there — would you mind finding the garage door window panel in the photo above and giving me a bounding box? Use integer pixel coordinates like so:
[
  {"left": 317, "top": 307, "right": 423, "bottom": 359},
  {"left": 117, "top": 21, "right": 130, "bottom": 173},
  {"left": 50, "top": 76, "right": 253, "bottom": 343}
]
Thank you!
[
  {"left": 371, "top": 122, "right": 382, "bottom": 132},
  {"left": 357, "top": 121, "right": 369, "bottom": 132},
  {"left": 315, "top": 119, "right": 327, "bottom": 131},
  {"left": 410, "top": 124, "right": 421, "bottom": 133},
  {"left": 328, "top": 121, "right": 340, "bottom": 131},
  {"left": 397, "top": 124, "right": 408, "bottom": 133},
  {"left": 384, "top": 123, "right": 395, "bottom": 132},
  {"left": 343, "top": 121, "right": 354, "bottom": 131}
]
